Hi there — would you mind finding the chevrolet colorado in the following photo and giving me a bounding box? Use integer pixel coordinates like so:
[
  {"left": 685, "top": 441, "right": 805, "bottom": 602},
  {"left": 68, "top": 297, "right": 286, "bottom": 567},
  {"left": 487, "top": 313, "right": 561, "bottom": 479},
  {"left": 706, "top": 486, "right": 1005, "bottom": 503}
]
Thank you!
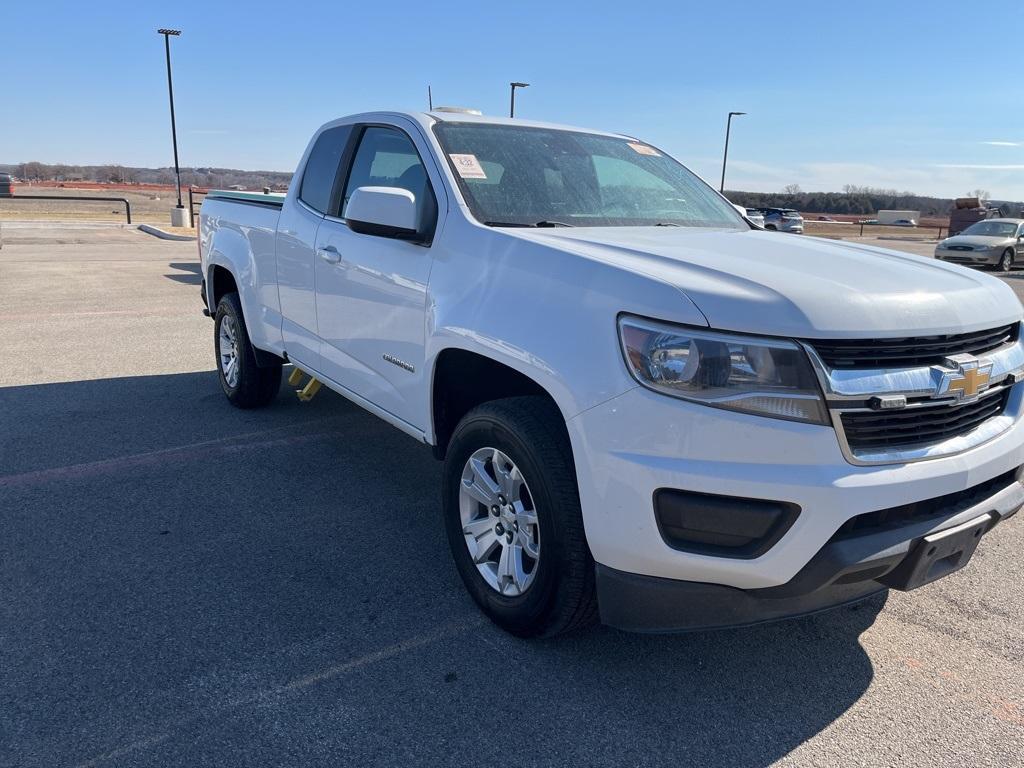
[{"left": 199, "top": 111, "right": 1024, "bottom": 636}]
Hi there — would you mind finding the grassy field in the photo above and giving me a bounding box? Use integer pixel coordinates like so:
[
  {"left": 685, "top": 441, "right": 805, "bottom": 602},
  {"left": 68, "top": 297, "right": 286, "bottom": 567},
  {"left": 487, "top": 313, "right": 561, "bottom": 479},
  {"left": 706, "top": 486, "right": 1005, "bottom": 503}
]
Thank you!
[{"left": 802, "top": 220, "right": 946, "bottom": 240}]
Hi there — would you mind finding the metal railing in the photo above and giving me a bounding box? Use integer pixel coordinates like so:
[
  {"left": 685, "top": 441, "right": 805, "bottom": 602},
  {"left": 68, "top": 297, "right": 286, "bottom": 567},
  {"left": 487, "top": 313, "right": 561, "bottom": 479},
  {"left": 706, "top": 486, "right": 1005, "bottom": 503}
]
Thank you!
[
  {"left": 0, "top": 194, "right": 132, "bottom": 223},
  {"left": 187, "top": 186, "right": 208, "bottom": 228},
  {"left": 856, "top": 221, "right": 945, "bottom": 239}
]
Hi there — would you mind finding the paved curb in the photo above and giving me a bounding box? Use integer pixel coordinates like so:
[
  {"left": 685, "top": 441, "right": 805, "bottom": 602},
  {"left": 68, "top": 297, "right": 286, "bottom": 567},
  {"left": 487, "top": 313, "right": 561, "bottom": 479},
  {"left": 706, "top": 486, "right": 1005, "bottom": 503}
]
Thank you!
[{"left": 138, "top": 224, "right": 196, "bottom": 241}]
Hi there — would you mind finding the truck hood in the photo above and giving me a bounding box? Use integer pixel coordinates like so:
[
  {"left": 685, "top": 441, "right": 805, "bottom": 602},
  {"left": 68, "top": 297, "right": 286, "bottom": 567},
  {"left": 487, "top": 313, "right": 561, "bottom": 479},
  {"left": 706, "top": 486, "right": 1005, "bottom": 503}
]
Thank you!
[{"left": 514, "top": 227, "right": 1021, "bottom": 338}]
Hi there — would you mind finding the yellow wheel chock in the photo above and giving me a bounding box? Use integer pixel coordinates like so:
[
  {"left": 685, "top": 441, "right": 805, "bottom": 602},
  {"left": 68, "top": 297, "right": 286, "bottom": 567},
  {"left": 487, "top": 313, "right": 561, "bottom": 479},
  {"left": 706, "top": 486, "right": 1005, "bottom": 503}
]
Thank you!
[
  {"left": 297, "top": 378, "right": 321, "bottom": 402},
  {"left": 287, "top": 367, "right": 322, "bottom": 402}
]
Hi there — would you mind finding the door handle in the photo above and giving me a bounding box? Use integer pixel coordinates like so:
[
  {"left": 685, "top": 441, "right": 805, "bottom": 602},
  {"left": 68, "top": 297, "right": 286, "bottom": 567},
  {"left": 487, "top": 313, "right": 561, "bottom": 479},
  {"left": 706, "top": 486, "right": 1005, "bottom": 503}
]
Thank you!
[{"left": 317, "top": 246, "right": 342, "bottom": 264}]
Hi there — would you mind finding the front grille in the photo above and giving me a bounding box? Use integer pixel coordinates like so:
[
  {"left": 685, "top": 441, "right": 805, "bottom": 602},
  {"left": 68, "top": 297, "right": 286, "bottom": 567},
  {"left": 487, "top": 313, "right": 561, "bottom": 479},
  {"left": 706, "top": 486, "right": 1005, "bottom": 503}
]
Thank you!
[
  {"left": 831, "top": 466, "right": 1020, "bottom": 540},
  {"left": 947, "top": 245, "right": 974, "bottom": 252},
  {"left": 840, "top": 387, "right": 1011, "bottom": 451},
  {"left": 811, "top": 323, "right": 1017, "bottom": 369}
]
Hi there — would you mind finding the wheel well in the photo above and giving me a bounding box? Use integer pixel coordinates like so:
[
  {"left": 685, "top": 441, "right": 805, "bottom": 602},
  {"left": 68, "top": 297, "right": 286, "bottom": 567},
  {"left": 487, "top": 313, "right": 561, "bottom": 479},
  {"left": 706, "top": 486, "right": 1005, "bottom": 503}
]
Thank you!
[
  {"left": 210, "top": 265, "right": 238, "bottom": 308},
  {"left": 431, "top": 349, "right": 555, "bottom": 459}
]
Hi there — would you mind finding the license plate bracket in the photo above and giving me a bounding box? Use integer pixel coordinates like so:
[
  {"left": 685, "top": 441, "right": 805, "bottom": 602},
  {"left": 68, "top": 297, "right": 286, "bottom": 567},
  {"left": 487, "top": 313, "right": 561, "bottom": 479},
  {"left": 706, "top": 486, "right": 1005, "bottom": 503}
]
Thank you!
[{"left": 878, "top": 513, "right": 995, "bottom": 591}]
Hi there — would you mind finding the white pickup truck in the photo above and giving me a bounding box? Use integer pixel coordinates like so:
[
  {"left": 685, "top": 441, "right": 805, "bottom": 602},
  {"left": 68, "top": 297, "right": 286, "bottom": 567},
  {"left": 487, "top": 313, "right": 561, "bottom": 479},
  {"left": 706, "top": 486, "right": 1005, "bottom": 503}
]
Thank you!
[{"left": 199, "top": 110, "right": 1024, "bottom": 636}]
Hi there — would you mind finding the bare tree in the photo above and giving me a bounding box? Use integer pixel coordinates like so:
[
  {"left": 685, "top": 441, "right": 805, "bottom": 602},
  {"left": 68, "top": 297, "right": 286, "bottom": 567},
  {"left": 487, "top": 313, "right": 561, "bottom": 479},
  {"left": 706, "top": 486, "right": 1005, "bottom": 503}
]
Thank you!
[
  {"left": 782, "top": 183, "right": 803, "bottom": 195},
  {"left": 970, "top": 188, "right": 990, "bottom": 202}
]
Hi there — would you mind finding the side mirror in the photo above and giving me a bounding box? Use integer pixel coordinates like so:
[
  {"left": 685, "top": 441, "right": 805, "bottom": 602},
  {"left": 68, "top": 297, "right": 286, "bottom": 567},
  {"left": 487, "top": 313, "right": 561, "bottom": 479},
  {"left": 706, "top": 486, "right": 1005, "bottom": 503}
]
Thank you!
[{"left": 345, "top": 186, "right": 419, "bottom": 241}]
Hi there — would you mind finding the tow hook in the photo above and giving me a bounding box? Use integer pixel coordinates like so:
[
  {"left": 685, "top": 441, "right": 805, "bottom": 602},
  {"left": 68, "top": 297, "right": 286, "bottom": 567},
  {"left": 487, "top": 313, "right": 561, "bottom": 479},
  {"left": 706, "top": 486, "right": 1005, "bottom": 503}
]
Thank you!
[{"left": 287, "top": 367, "right": 322, "bottom": 402}]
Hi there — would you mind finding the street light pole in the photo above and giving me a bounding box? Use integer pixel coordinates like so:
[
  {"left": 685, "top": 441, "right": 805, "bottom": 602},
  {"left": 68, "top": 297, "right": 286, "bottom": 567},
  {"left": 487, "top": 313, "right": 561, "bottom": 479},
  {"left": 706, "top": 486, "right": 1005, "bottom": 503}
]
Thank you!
[
  {"left": 720, "top": 111, "right": 746, "bottom": 193},
  {"left": 510, "top": 82, "right": 529, "bottom": 118},
  {"left": 158, "top": 28, "right": 183, "bottom": 210}
]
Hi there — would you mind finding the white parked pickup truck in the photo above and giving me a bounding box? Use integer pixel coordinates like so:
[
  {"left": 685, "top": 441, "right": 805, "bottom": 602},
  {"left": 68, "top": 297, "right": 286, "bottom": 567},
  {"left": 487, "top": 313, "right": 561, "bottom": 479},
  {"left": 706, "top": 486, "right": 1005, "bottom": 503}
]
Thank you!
[{"left": 199, "top": 110, "right": 1024, "bottom": 636}]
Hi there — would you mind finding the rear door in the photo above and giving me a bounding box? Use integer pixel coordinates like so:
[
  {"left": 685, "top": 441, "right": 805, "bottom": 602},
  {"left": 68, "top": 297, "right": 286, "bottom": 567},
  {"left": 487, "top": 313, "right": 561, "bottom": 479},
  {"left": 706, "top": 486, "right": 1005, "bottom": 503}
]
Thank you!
[
  {"left": 313, "top": 120, "right": 442, "bottom": 431},
  {"left": 275, "top": 124, "right": 353, "bottom": 370}
]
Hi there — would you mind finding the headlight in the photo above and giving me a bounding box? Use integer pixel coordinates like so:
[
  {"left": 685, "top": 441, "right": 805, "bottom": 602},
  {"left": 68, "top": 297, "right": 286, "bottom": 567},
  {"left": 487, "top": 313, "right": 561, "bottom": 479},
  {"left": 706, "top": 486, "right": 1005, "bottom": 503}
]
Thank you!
[{"left": 618, "top": 316, "right": 828, "bottom": 425}]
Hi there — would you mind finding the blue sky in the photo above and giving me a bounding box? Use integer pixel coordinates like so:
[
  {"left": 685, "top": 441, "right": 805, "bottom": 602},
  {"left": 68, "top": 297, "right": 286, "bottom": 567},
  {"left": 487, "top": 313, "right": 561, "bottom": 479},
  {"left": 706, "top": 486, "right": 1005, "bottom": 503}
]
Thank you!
[{"left": 3, "top": 1, "right": 1023, "bottom": 198}]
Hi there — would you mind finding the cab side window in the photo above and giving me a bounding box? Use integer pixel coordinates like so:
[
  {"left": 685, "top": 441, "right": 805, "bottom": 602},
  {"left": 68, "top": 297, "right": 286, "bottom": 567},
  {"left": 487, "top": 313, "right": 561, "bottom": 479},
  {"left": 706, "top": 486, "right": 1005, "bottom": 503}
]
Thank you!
[
  {"left": 343, "top": 126, "right": 437, "bottom": 238},
  {"left": 299, "top": 125, "right": 352, "bottom": 214}
]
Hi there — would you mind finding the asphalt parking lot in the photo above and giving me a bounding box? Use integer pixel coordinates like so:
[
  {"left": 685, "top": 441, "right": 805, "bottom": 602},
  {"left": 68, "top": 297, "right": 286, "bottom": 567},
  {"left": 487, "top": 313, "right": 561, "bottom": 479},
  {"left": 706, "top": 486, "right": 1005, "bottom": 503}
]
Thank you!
[{"left": 1, "top": 225, "right": 1022, "bottom": 767}]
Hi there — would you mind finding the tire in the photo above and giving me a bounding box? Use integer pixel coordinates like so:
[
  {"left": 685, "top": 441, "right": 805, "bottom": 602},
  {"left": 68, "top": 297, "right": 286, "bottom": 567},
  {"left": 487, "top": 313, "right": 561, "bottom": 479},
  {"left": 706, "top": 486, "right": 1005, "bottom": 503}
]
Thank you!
[
  {"left": 214, "top": 292, "right": 282, "bottom": 408},
  {"left": 442, "top": 397, "right": 597, "bottom": 637},
  {"left": 765, "top": 224, "right": 777, "bottom": 231},
  {"left": 998, "top": 249, "right": 1014, "bottom": 273}
]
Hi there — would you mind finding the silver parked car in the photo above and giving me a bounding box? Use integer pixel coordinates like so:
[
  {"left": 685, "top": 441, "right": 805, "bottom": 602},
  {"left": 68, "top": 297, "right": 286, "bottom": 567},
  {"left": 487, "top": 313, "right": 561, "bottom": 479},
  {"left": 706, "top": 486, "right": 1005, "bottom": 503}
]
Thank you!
[
  {"left": 730, "top": 203, "right": 765, "bottom": 228},
  {"left": 935, "top": 218, "right": 1024, "bottom": 272},
  {"left": 760, "top": 207, "right": 804, "bottom": 233}
]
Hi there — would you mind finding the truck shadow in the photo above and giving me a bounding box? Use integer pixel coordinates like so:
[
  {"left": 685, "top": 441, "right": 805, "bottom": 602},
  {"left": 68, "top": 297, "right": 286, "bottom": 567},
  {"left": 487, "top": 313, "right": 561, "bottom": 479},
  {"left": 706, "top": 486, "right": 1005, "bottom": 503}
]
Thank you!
[
  {"left": 164, "top": 260, "right": 202, "bottom": 285},
  {"left": 0, "top": 370, "right": 879, "bottom": 768}
]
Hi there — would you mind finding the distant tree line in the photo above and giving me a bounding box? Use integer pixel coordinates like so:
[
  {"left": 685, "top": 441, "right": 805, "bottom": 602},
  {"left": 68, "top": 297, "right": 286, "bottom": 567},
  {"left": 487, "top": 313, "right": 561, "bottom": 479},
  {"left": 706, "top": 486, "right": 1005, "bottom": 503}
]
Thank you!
[
  {"left": 727, "top": 185, "right": 1024, "bottom": 218},
  {"left": 0, "top": 162, "right": 293, "bottom": 191}
]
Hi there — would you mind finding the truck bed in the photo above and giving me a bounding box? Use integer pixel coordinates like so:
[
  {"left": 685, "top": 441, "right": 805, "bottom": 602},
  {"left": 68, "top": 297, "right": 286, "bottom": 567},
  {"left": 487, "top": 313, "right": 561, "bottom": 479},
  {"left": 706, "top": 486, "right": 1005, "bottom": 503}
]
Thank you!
[{"left": 205, "top": 189, "right": 286, "bottom": 208}]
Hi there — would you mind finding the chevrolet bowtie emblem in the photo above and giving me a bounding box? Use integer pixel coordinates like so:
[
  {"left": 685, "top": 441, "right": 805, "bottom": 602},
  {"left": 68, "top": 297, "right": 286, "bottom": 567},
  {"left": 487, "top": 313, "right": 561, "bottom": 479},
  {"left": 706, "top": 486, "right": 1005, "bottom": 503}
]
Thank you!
[{"left": 939, "top": 355, "right": 993, "bottom": 401}]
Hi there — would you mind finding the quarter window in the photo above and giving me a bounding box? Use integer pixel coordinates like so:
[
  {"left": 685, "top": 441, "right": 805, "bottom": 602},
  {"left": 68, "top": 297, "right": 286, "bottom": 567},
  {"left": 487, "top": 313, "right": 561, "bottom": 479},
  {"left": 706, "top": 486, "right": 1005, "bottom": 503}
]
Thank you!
[{"left": 299, "top": 125, "right": 351, "bottom": 214}]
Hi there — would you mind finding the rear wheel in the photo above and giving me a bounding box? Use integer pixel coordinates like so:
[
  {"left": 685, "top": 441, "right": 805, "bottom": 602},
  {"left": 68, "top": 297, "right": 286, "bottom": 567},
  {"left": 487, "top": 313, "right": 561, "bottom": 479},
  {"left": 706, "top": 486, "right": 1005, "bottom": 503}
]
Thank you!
[
  {"left": 214, "top": 292, "right": 281, "bottom": 408},
  {"left": 442, "top": 397, "right": 597, "bottom": 637},
  {"left": 998, "top": 249, "right": 1014, "bottom": 273}
]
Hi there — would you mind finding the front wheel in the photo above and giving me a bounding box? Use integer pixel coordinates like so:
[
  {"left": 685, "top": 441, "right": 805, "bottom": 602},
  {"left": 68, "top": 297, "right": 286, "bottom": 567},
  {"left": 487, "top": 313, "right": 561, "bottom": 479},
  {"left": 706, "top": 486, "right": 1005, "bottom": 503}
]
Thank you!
[
  {"left": 998, "top": 249, "right": 1014, "bottom": 273},
  {"left": 214, "top": 292, "right": 282, "bottom": 408},
  {"left": 442, "top": 397, "right": 597, "bottom": 637}
]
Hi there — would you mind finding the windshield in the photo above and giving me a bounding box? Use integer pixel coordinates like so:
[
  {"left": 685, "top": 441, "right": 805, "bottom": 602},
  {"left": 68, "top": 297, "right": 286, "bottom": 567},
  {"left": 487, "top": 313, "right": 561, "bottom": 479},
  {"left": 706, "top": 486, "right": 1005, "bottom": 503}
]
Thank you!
[
  {"left": 960, "top": 221, "right": 1018, "bottom": 237},
  {"left": 433, "top": 122, "right": 745, "bottom": 229}
]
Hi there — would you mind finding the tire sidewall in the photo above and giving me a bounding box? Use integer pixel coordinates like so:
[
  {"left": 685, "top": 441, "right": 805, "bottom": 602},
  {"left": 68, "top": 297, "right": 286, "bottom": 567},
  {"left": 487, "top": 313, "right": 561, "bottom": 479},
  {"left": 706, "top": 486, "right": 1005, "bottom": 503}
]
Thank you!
[
  {"left": 443, "top": 413, "right": 568, "bottom": 635},
  {"left": 1000, "top": 250, "right": 1013, "bottom": 272},
  {"left": 214, "top": 295, "right": 244, "bottom": 400}
]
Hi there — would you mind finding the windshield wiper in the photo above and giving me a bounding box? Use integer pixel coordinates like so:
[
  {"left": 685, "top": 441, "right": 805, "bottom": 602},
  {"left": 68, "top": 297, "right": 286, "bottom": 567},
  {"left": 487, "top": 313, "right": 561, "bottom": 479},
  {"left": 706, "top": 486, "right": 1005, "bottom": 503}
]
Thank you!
[
  {"left": 483, "top": 220, "right": 575, "bottom": 228},
  {"left": 653, "top": 222, "right": 681, "bottom": 227}
]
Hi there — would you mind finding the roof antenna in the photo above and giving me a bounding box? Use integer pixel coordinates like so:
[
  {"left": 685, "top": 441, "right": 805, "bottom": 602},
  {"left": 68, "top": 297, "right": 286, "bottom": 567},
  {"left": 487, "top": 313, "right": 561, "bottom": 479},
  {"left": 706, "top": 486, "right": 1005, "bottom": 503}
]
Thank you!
[{"left": 428, "top": 85, "right": 433, "bottom": 111}]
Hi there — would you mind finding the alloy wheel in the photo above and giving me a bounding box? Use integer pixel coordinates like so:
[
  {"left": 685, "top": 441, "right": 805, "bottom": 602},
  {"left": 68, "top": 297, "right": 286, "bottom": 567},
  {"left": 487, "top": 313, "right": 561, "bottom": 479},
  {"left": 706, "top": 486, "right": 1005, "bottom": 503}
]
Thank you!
[
  {"left": 218, "top": 315, "right": 240, "bottom": 388},
  {"left": 459, "top": 447, "right": 541, "bottom": 596}
]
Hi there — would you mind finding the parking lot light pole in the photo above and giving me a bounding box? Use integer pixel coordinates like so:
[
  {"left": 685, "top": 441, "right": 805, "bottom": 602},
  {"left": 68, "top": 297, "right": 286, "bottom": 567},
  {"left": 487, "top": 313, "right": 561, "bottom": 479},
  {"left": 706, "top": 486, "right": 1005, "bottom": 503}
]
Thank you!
[
  {"left": 510, "top": 82, "right": 529, "bottom": 118},
  {"left": 158, "top": 28, "right": 184, "bottom": 214},
  {"left": 720, "top": 111, "right": 746, "bottom": 193}
]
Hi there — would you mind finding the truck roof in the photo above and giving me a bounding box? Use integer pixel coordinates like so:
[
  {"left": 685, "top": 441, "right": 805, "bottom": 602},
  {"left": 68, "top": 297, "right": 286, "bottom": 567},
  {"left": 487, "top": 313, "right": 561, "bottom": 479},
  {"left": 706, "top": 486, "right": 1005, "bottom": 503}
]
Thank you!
[{"left": 335, "top": 110, "right": 636, "bottom": 141}]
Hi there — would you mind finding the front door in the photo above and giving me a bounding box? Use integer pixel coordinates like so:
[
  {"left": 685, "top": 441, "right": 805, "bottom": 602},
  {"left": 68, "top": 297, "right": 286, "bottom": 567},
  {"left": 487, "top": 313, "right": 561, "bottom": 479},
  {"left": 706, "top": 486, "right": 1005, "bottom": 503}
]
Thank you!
[
  {"left": 313, "top": 123, "right": 440, "bottom": 431},
  {"left": 276, "top": 124, "right": 352, "bottom": 370}
]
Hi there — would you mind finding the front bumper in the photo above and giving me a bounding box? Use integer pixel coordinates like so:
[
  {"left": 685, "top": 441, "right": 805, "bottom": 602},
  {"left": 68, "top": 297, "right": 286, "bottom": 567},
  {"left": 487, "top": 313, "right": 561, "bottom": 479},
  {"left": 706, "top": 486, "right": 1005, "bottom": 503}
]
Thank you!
[
  {"left": 596, "top": 471, "right": 1021, "bottom": 631},
  {"left": 567, "top": 385, "right": 1024, "bottom": 592},
  {"left": 936, "top": 249, "right": 999, "bottom": 265}
]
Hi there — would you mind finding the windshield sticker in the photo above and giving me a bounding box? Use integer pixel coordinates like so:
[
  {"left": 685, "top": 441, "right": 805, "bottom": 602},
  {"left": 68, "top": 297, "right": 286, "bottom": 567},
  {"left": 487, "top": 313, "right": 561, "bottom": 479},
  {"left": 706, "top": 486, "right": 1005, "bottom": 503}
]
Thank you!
[
  {"left": 449, "top": 154, "right": 487, "bottom": 179},
  {"left": 627, "top": 142, "right": 660, "bottom": 156}
]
